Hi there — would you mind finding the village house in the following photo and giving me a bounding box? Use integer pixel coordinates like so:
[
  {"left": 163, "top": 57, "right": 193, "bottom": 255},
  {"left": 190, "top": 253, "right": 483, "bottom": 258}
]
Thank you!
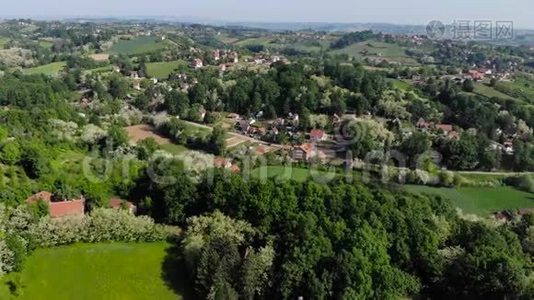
[
  {"left": 191, "top": 58, "right": 203, "bottom": 69},
  {"left": 26, "top": 191, "right": 85, "bottom": 218},
  {"left": 212, "top": 49, "right": 221, "bottom": 61},
  {"left": 213, "top": 157, "right": 240, "bottom": 173},
  {"left": 108, "top": 197, "right": 137, "bottom": 214},
  {"left": 292, "top": 143, "right": 317, "bottom": 161},
  {"left": 229, "top": 52, "right": 239, "bottom": 63},
  {"left": 237, "top": 120, "right": 251, "bottom": 133},
  {"left": 132, "top": 79, "right": 141, "bottom": 90},
  {"left": 466, "top": 70, "right": 484, "bottom": 81},
  {"left": 198, "top": 106, "right": 207, "bottom": 120},
  {"left": 129, "top": 71, "right": 140, "bottom": 79},
  {"left": 503, "top": 141, "right": 514, "bottom": 155},
  {"left": 309, "top": 129, "right": 326, "bottom": 142},
  {"left": 435, "top": 124, "right": 453, "bottom": 135}
]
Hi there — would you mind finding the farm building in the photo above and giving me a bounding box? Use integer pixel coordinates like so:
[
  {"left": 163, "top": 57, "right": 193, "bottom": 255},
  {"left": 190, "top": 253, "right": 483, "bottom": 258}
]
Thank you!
[{"left": 26, "top": 191, "right": 85, "bottom": 218}]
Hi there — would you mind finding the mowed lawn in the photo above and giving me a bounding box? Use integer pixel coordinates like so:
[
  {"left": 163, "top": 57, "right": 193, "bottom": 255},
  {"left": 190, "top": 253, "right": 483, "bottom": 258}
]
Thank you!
[
  {"left": 251, "top": 166, "right": 344, "bottom": 183},
  {"left": 22, "top": 61, "right": 66, "bottom": 76},
  {"left": 146, "top": 60, "right": 187, "bottom": 79},
  {"left": 405, "top": 185, "right": 534, "bottom": 216},
  {"left": 109, "top": 37, "right": 169, "bottom": 55},
  {"left": 0, "top": 242, "right": 187, "bottom": 300}
]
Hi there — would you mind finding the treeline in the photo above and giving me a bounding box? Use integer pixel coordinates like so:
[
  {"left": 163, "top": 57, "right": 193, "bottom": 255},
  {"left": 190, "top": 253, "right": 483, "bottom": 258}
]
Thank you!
[
  {"left": 128, "top": 162, "right": 534, "bottom": 299},
  {"left": 330, "top": 30, "right": 376, "bottom": 49},
  {"left": 159, "top": 61, "right": 389, "bottom": 119}
]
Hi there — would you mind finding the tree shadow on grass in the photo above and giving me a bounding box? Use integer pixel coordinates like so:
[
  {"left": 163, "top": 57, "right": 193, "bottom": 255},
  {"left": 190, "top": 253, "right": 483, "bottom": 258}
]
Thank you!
[{"left": 161, "top": 243, "right": 197, "bottom": 299}]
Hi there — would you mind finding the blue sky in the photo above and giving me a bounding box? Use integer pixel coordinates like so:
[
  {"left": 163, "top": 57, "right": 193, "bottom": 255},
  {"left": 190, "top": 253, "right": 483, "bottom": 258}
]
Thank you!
[{"left": 3, "top": 0, "right": 533, "bottom": 28}]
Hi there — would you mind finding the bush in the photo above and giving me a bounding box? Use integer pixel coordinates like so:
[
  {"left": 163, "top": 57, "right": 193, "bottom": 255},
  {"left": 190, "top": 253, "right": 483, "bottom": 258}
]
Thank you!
[
  {"left": 505, "top": 175, "right": 534, "bottom": 193},
  {"left": 0, "top": 205, "right": 167, "bottom": 278},
  {"left": 30, "top": 209, "right": 167, "bottom": 248}
]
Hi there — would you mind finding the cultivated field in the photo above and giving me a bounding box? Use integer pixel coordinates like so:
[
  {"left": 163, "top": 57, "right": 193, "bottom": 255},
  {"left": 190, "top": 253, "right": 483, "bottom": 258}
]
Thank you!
[
  {"left": 22, "top": 61, "right": 66, "bottom": 76},
  {"left": 146, "top": 60, "right": 187, "bottom": 79},
  {"left": 0, "top": 242, "right": 189, "bottom": 299},
  {"left": 89, "top": 53, "right": 110, "bottom": 62},
  {"left": 331, "top": 40, "right": 419, "bottom": 65},
  {"left": 109, "top": 37, "right": 169, "bottom": 55},
  {"left": 125, "top": 124, "right": 172, "bottom": 144}
]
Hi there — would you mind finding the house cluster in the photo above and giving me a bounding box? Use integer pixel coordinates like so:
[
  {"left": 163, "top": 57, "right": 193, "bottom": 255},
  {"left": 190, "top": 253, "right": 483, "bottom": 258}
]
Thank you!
[
  {"left": 291, "top": 128, "right": 331, "bottom": 162},
  {"left": 488, "top": 140, "right": 515, "bottom": 155},
  {"left": 231, "top": 112, "right": 300, "bottom": 139},
  {"left": 191, "top": 50, "right": 239, "bottom": 72},
  {"left": 25, "top": 191, "right": 137, "bottom": 219},
  {"left": 464, "top": 68, "right": 493, "bottom": 81},
  {"left": 416, "top": 118, "right": 459, "bottom": 139},
  {"left": 213, "top": 156, "right": 241, "bottom": 173},
  {"left": 249, "top": 53, "right": 287, "bottom": 66}
]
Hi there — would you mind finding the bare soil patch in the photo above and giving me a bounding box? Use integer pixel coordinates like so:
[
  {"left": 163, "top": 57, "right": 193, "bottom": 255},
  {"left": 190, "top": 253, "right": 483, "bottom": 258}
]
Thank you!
[{"left": 125, "top": 124, "right": 171, "bottom": 145}]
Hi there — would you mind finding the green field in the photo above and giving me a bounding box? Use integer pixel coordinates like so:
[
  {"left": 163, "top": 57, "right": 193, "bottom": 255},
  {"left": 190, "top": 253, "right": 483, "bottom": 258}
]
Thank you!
[
  {"left": 161, "top": 143, "right": 190, "bottom": 155},
  {"left": 331, "top": 40, "right": 419, "bottom": 65},
  {"left": 251, "top": 166, "right": 345, "bottom": 183},
  {"left": 0, "top": 242, "right": 191, "bottom": 300},
  {"left": 109, "top": 37, "right": 169, "bottom": 55},
  {"left": 473, "top": 82, "right": 519, "bottom": 101},
  {"left": 22, "top": 61, "right": 66, "bottom": 76},
  {"left": 405, "top": 185, "right": 534, "bottom": 216},
  {"left": 146, "top": 60, "right": 187, "bottom": 79},
  {"left": 388, "top": 79, "right": 413, "bottom": 90},
  {"left": 37, "top": 40, "right": 54, "bottom": 49},
  {"left": 0, "top": 37, "right": 9, "bottom": 48},
  {"left": 234, "top": 37, "right": 274, "bottom": 47},
  {"left": 494, "top": 74, "right": 534, "bottom": 103}
]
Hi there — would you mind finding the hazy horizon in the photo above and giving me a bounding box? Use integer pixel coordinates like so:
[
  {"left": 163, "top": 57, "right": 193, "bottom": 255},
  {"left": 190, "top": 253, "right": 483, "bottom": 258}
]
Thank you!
[{"left": 2, "top": 0, "right": 533, "bottom": 29}]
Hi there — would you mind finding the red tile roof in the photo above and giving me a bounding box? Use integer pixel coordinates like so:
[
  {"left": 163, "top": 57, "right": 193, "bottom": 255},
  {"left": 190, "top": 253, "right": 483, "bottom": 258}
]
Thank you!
[
  {"left": 309, "top": 129, "right": 325, "bottom": 140},
  {"left": 298, "top": 143, "right": 316, "bottom": 154},
  {"left": 435, "top": 124, "right": 453, "bottom": 132},
  {"left": 26, "top": 191, "right": 85, "bottom": 218},
  {"left": 109, "top": 197, "right": 136, "bottom": 210}
]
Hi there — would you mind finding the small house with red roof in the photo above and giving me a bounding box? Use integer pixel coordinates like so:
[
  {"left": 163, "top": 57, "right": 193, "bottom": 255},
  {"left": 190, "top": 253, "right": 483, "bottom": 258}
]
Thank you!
[
  {"left": 191, "top": 58, "right": 204, "bottom": 69},
  {"left": 26, "top": 191, "right": 85, "bottom": 218},
  {"left": 435, "top": 124, "right": 453, "bottom": 135},
  {"left": 213, "top": 157, "right": 240, "bottom": 173},
  {"left": 108, "top": 197, "right": 137, "bottom": 214},
  {"left": 309, "top": 129, "right": 326, "bottom": 142},
  {"left": 292, "top": 143, "right": 317, "bottom": 161}
]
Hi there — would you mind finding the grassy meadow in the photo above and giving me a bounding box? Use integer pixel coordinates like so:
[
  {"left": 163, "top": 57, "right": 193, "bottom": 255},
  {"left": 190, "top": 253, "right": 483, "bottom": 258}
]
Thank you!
[
  {"left": 146, "top": 60, "right": 187, "bottom": 79},
  {"left": 0, "top": 242, "right": 191, "bottom": 300},
  {"left": 331, "top": 40, "right": 419, "bottom": 65},
  {"left": 109, "top": 37, "right": 169, "bottom": 55},
  {"left": 22, "top": 61, "right": 66, "bottom": 76},
  {"left": 405, "top": 185, "right": 534, "bottom": 216}
]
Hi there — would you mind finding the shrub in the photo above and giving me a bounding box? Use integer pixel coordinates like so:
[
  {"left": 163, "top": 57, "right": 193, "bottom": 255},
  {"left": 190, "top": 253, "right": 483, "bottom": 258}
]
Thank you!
[
  {"left": 505, "top": 175, "right": 534, "bottom": 193},
  {"left": 0, "top": 206, "right": 167, "bottom": 278},
  {"left": 29, "top": 209, "right": 166, "bottom": 248}
]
